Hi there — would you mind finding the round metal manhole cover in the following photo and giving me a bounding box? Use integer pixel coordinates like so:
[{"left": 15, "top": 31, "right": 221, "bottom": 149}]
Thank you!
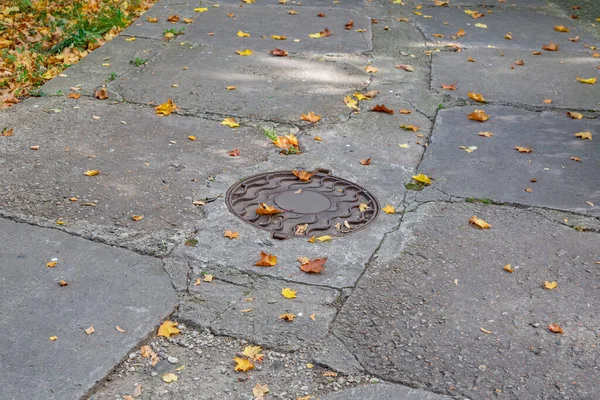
[{"left": 226, "top": 170, "right": 380, "bottom": 239}]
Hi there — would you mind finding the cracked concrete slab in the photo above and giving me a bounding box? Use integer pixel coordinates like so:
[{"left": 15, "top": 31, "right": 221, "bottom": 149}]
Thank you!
[
  {"left": 110, "top": 44, "right": 369, "bottom": 123},
  {"left": 444, "top": 0, "right": 547, "bottom": 7},
  {"left": 0, "top": 96, "right": 272, "bottom": 255},
  {"left": 178, "top": 271, "right": 339, "bottom": 350},
  {"left": 431, "top": 50, "right": 600, "bottom": 109},
  {"left": 415, "top": 9, "right": 598, "bottom": 52},
  {"left": 0, "top": 217, "right": 175, "bottom": 399},
  {"left": 320, "top": 383, "right": 453, "bottom": 400},
  {"left": 333, "top": 201, "right": 600, "bottom": 399},
  {"left": 419, "top": 106, "right": 600, "bottom": 215}
]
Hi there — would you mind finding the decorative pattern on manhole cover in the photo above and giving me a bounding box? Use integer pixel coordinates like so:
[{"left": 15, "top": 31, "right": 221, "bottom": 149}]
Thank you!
[{"left": 226, "top": 170, "right": 379, "bottom": 239}]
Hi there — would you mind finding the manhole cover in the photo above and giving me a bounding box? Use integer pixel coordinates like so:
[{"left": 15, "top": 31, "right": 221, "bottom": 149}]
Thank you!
[{"left": 226, "top": 170, "right": 379, "bottom": 239}]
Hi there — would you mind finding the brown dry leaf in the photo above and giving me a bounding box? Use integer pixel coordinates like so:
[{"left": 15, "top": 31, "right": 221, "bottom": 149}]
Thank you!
[
  {"left": 167, "top": 15, "right": 180, "bottom": 23},
  {"left": 542, "top": 42, "right": 559, "bottom": 51},
  {"left": 554, "top": 25, "right": 570, "bottom": 32},
  {"left": 85, "top": 325, "right": 95, "bottom": 335},
  {"left": 467, "top": 57, "right": 476, "bottom": 62},
  {"left": 525, "top": 188, "right": 533, "bottom": 193},
  {"left": 295, "top": 224, "right": 308, "bottom": 235},
  {"left": 140, "top": 345, "right": 153, "bottom": 358},
  {"left": 255, "top": 251, "right": 277, "bottom": 267},
  {"left": 256, "top": 203, "right": 283, "bottom": 215},
  {"left": 299, "top": 257, "right": 327, "bottom": 273},
  {"left": 503, "top": 264, "right": 514, "bottom": 273},
  {"left": 297, "top": 256, "right": 311, "bottom": 264},
  {"left": 183, "top": 18, "right": 194, "bottom": 24},
  {"left": 370, "top": 104, "right": 394, "bottom": 114},
  {"left": 271, "top": 48, "right": 288, "bottom": 56},
  {"left": 224, "top": 230, "right": 239, "bottom": 239},
  {"left": 469, "top": 215, "right": 491, "bottom": 229},
  {"left": 364, "top": 90, "right": 379, "bottom": 99},
  {"left": 279, "top": 313, "right": 296, "bottom": 321},
  {"left": 68, "top": 92, "right": 81, "bottom": 99},
  {"left": 515, "top": 146, "right": 533, "bottom": 153},
  {"left": 253, "top": 383, "right": 270, "bottom": 398},
  {"left": 478, "top": 131, "right": 494, "bottom": 137},
  {"left": 300, "top": 112, "right": 322, "bottom": 123},
  {"left": 345, "top": 20, "right": 354, "bottom": 30},
  {"left": 321, "top": 28, "right": 332, "bottom": 37},
  {"left": 441, "top": 84, "right": 457, "bottom": 90},
  {"left": 575, "top": 132, "right": 592, "bottom": 140},
  {"left": 157, "top": 320, "right": 180, "bottom": 338},
  {"left": 548, "top": 324, "right": 564, "bottom": 333},
  {"left": 544, "top": 281, "right": 558, "bottom": 290},
  {"left": 467, "top": 109, "right": 490, "bottom": 122},
  {"left": 433, "top": 33, "right": 445, "bottom": 38},
  {"left": 396, "top": 64, "right": 415, "bottom": 72},
  {"left": 228, "top": 148, "right": 240, "bottom": 157},
  {"left": 570, "top": 156, "right": 581, "bottom": 162},
  {"left": 116, "top": 326, "right": 126, "bottom": 333},
  {"left": 532, "top": 51, "right": 542, "bottom": 55},
  {"left": 455, "top": 28, "right": 466, "bottom": 37},
  {"left": 234, "top": 357, "right": 254, "bottom": 372},
  {"left": 94, "top": 86, "right": 108, "bottom": 100},
  {"left": 567, "top": 111, "right": 584, "bottom": 119},
  {"left": 84, "top": 170, "right": 100, "bottom": 176},
  {"left": 468, "top": 92, "right": 486, "bottom": 103},
  {"left": 399, "top": 109, "right": 412, "bottom": 114},
  {"left": 194, "top": 277, "right": 201, "bottom": 286},
  {"left": 155, "top": 99, "right": 176, "bottom": 116},
  {"left": 323, "top": 371, "right": 337, "bottom": 377},
  {"left": 359, "top": 158, "right": 371, "bottom": 165},
  {"left": 292, "top": 169, "right": 316, "bottom": 181},
  {"left": 317, "top": 12, "right": 326, "bottom": 17},
  {"left": 400, "top": 124, "right": 419, "bottom": 132}
]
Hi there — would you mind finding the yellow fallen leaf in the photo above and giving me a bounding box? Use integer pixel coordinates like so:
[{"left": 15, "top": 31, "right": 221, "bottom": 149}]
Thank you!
[
  {"left": 554, "top": 25, "right": 570, "bottom": 32},
  {"left": 226, "top": 86, "right": 237, "bottom": 90},
  {"left": 279, "top": 313, "right": 296, "bottom": 321},
  {"left": 306, "top": 363, "right": 314, "bottom": 368},
  {"left": 399, "top": 143, "right": 410, "bottom": 148},
  {"left": 236, "top": 49, "right": 253, "bottom": 56},
  {"left": 157, "top": 320, "right": 180, "bottom": 338},
  {"left": 475, "top": 23, "right": 487, "bottom": 29},
  {"left": 316, "top": 235, "right": 332, "bottom": 242},
  {"left": 234, "top": 357, "right": 254, "bottom": 371},
  {"left": 237, "top": 31, "right": 250, "bottom": 37},
  {"left": 147, "top": 16, "right": 158, "bottom": 23},
  {"left": 188, "top": 135, "right": 197, "bottom": 141},
  {"left": 503, "top": 264, "right": 514, "bottom": 273},
  {"left": 309, "top": 32, "right": 323, "bottom": 38},
  {"left": 576, "top": 77, "right": 596, "bottom": 84},
  {"left": 544, "top": 281, "right": 557, "bottom": 290},
  {"left": 194, "top": 7, "right": 209, "bottom": 12},
  {"left": 224, "top": 230, "right": 239, "bottom": 239},
  {"left": 194, "top": 277, "right": 201, "bottom": 286},
  {"left": 272, "top": 35, "right": 287, "bottom": 40},
  {"left": 204, "top": 274, "right": 213, "bottom": 282},
  {"left": 46, "top": 261, "right": 57, "bottom": 268},
  {"left": 155, "top": 99, "right": 176, "bottom": 116},
  {"left": 49, "top": 336, "right": 58, "bottom": 341},
  {"left": 281, "top": 288, "right": 297, "bottom": 298},
  {"left": 480, "top": 327, "right": 494, "bottom": 334},
  {"left": 84, "top": 170, "right": 100, "bottom": 176},
  {"left": 515, "top": 146, "right": 533, "bottom": 153},
  {"left": 382, "top": 205, "right": 395, "bottom": 214},
  {"left": 469, "top": 215, "right": 491, "bottom": 229},
  {"left": 364, "top": 65, "right": 378, "bottom": 73},
  {"left": 162, "top": 372, "right": 178, "bottom": 383},
  {"left": 85, "top": 325, "right": 95, "bottom": 335},
  {"left": 359, "top": 203, "right": 370, "bottom": 212},
  {"left": 243, "top": 345, "right": 264, "bottom": 361},
  {"left": 344, "top": 96, "right": 359, "bottom": 111},
  {"left": 400, "top": 124, "right": 419, "bottom": 132},
  {"left": 132, "top": 215, "right": 144, "bottom": 221},
  {"left": 314, "top": 136, "right": 322, "bottom": 141},
  {"left": 567, "top": 111, "right": 584, "bottom": 119},
  {"left": 412, "top": 173, "right": 432, "bottom": 185},
  {"left": 575, "top": 132, "right": 592, "bottom": 140},
  {"left": 468, "top": 92, "right": 486, "bottom": 103},
  {"left": 221, "top": 117, "right": 240, "bottom": 128}
]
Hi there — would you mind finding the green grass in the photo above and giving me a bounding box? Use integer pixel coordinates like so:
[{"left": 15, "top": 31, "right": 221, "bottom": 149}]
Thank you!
[
  {"left": 131, "top": 57, "right": 147, "bottom": 67},
  {"left": 261, "top": 127, "right": 278, "bottom": 141},
  {"left": 106, "top": 72, "right": 117, "bottom": 82},
  {"left": 465, "top": 197, "right": 494, "bottom": 204}
]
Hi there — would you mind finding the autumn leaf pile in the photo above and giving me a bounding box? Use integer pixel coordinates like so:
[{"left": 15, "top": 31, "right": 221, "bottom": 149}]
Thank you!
[{"left": 0, "top": 0, "right": 156, "bottom": 109}]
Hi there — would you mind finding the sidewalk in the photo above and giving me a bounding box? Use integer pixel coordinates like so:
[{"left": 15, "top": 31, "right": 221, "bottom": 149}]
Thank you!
[{"left": 1, "top": 0, "right": 598, "bottom": 399}]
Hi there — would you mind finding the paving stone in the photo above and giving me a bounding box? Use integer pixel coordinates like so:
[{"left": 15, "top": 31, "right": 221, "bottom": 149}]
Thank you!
[
  {"left": 110, "top": 43, "right": 369, "bottom": 122},
  {"left": 333, "top": 201, "right": 600, "bottom": 399},
  {"left": 0, "top": 96, "right": 271, "bottom": 255},
  {"left": 431, "top": 49, "right": 600, "bottom": 109},
  {"left": 419, "top": 106, "right": 600, "bottom": 215},
  {"left": 309, "top": 334, "right": 364, "bottom": 375},
  {"left": 446, "top": 0, "right": 547, "bottom": 7},
  {"left": 320, "top": 383, "right": 452, "bottom": 400},
  {"left": 178, "top": 272, "right": 339, "bottom": 350},
  {"left": 415, "top": 9, "right": 598, "bottom": 52},
  {"left": 0, "top": 218, "right": 175, "bottom": 399}
]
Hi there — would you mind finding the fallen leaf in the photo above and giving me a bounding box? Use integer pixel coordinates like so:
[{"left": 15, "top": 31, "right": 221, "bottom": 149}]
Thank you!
[
  {"left": 271, "top": 35, "right": 287, "bottom": 40},
  {"left": 344, "top": 20, "right": 354, "bottom": 30},
  {"left": 185, "top": 238, "right": 198, "bottom": 247},
  {"left": 272, "top": 134, "right": 299, "bottom": 151},
  {"left": 370, "top": 104, "right": 394, "bottom": 114},
  {"left": 155, "top": 99, "right": 176, "bottom": 116},
  {"left": 68, "top": 93, "right": 81, "bottom": 99},
  {"left": 433, "top": 33, "right": 445, "bottom": 38},
  {"left": 554, "top": 25, "right": 570, "bottom": 32},
  {"left": 292, "top": 169, "right": 316, "bottom": 181},
  {"left": 323, "top": 371, "right": 337, "bottom": 377},
  {"left": 255, "top": 251, "right": 277, "bottom": 267},
  {"left": 570, "top": 36, "right": 580, "bottom": 42},
  {"left": 469, "top": 215, "right": 491, "bottom": 229},
  {"left": 396, "top": 64, "right": 414, "bottom": 72},
  {"left": 586, "top": 201, "right": 594, "bottom": 207},
  {"left": 504, "top": 32, "right": 513, "bottom": 40},
  {"left": 194, "top": 277, "right": 201, "bottom": 286},
  {"left": 515, "top": 146, "right": 533, "bottom": 153},
  {"left": 281, "top": 288, "right": 297, "bottom": 298},
  {"left": 474, "top": 23, "right": 487, "bottom": 29},
  {"left": 183, "top": 18, "right": 194, "bottom": 24},
  {"left": 288, "top": 9, "right": 298, "bottom": 15},
  {"left": 382, "top": 205, "right": 395, "bottom": 214},
  {"left": 567, "top": 111, "right": 584, "bottom": 119},
  {"left": 455, "top": 28, "right": 466, "bottom": 37},
  {"left": 320, "top": 28, "right": 332, "bottom": 37},
  {"left": 46, "top": 261, "right": 57, "bottom": 268},
  {"left": 140, "top": 345, "right": 153, "bottom": 358},
  {"left": 226, "top": 86, "right": 237, "bottom": 90},
  {"left": 58, "top": 280, "right": 68, "bottom": 286},
  {"left": 306, "top": 363, "right": 314, "bottom": 368},
  {"left": 576, "top": 76, "right": 596, "bottom": 84},
  {"left": 162, "top": 372, "right": 178, "bottom": 383},
  {"left": 194, "top": 7, "right": 209, "bottom": 12},
  {"left": 188, "top": 135, "right": 197, "bottom": 141},
  {"left": 360, "top": 158, "right": 371, "bottom": 165},
  {"left": 460, "top": 145, "right": 478, "bottom": 153},
  {"left": 224, "top": 230, "right": 239, "bottom": 239},
  {"left": 84, "top": 170, "right": 100, "bottom": 176},
  {"left": 315, "top": 235, "right": 332, "bottom": 242},
  {"left": 543, "top": 99, "right": 553, "bottom": 104},
  {"left": 236, "top": 49, "right": 253, "bottom": 56},
  {"left": 544, "top": 281, "right": 557, "bottom": 290},
  {"left": 503, "top": 264, "right": 514, "bottom": 273},
  {"left": 279, "top": 313, "right": 296, "bottom": 321},
  {"left": 300, "top": 112, "right": 322, "bottom": 123},
  {"left": 228, "top": 148, "right": 240, "bottom": 157},
  {"left": 309, "top": 32, "right": 323, "bottom": 38},
  {"left": 467, "top": 109, "right": 490, "bottom": 122},
  {"left": 299, "top": 257, "right": 327, "bottom": 273},
  {"left": 532, "top": 51, "right": 542, "bottom": 55},
  {"left": 570, "top": 156, "right": 581, "bottom": 162},
  {"left": 468, "top": 92, "right": 486, "bottom": 103},
  {"left": 412, "top": 173, "right": 432, "bottom": 185},
  {"left": 167, "top": 15, "right": 180, "bottom": 23},
  {"left": 221, "top": 117, "right": 240, "bottom": 128},
  {"left": 399, "top": 143, "right": 410, "bottom": 148},
  {"left": 548, "top": 324, "right": 564, "bottom": 333},
  {"left": 400, "top": 124, "right": 419, "bottom": 132},
  {"left": 359, "top": 203, "right": 370, "bottom": 212},
  {"left": 116, "top": 326, "right": 126, "bottom": 333},
  {"left": 399, "top": 109, "right": 412, "bottom": 114},
  {"left": 467, "top": 57, "right": 476, "bottom": 62},
  {"left": 542, "top": 42, "right": 559, "bottom": 51},
  {"left": 85, "top": 325, "right": 95, "bottom": 335},
  {"left": 237, "top": 30, "right": 250, "bottom": 37},
  {"left": 234, "top": 357, "right": 254, "bottom": 372},
  {"left": 157, "top": 321, "right": 180, "bottom": 338},
  {"left": 575, "top": 132, "right": 592, "bottom": 140},
  {"left": 50, "top": 336, "right": 58, "bottom": 341},
  {"left": 478, "top": 131, "right": 494, "bottom": 137},
  {"left": 364, "top": 65, "right": 378, "bottom": 73},
  {"left": 525, "top": 187, "right": 533, "bottom": 193},
  {"left": 480, "top": 327, "right": 494, "bottom": 334},
  {"left": 256, "top": 203, "right": 283, "bottom": 215},
  {"left": 310, "top": 314, "right": 316, "bottom": 320},
  {"left": 441, "top": 84, "right": 457, "bottom": 90},
  {"left": 253, "top": 383, "right": 270, "bottom": 398},
  {"left": 344, "top": 96, "right": 359, "bottom": 111},
  {"left": 132, "top": 215, "right": 144, "bottom": 221},
  {"left": 243, "top": 345, "right": 264, "bottom": 361}
]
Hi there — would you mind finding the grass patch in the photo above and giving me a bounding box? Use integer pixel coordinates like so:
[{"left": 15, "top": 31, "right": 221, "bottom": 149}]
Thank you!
[
  {"left": 261, "top": 127, "right": 278, "bottom": 141},
  {"left": 465, "top": 197, "right": 494, "bottom": 204},
  {"left": 131, "top": 57, "right": 147, "bottom": 67}
]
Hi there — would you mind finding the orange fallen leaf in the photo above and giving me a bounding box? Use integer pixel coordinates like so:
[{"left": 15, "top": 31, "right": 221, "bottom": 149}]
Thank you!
[
  {"left": 370, "top": 104, "right": 394, "bottom": 114},
  {"left": 300, "top": 111, "right": 322, "bottom": 123},
  {"left": 345, "top": 20, "right": 354, "bottom": 30},
  {"left": 256, "top": 203, "right": 283, "bottom": 215},
  {"left": 364, "top": 65, "right": 378, "bottom": 73},
  {"left": 140, "top": 345, "right": 153, "bottom": 358},
  {"left": 468, "top": 92, "right": 486, "bottom": 103},
  {"left": 542, "top": 42, "right": 559, "bottom": 51},
  {"left": 570, "top": 156, "right": 581, "bottom": 162},
  {"left": 455, "top": 28, "right": 466, "bottom": 37},
  {"left": 279, "top": 313, "right": 296, "bottom": 321},
  {"left": 224, "top": 230, "right": 239, "bottom": 239},
  {"left": 543, "top": 99, "right": 552, "bottom": 104},
  {"left": 84, "top": 170, "right": 100, "bottom": 176},
  {"left": 467, "top": 109, "right": 489, "bottom": 122},
  {"left": 58, "top": 280, "right": 68, "bottom": 286},
  {"left": 273, "top": 134, "right": 299, "bottom": 151},
  {"left": 567, "top": 111, "right": 583, "bottom": 119},
  {"left": 255, "top": 251, "right": 277, "bottom": 267},
  {"left": 548, "top": 324, "right": 564, "bottom": 333},
  {"left": 228, "top": 148, "right": 240, "bottom": 157},
  {"left": 157, "top": 321, "right": 180, "bottom": 338},
  {"left": 467, "top": 57, "right": 476, "bottom": 62},
  {"left": 469, "top": 215, "right": 491, "bottom": 229},
  {"left": 360, "top": 158, "right": 371, "bottom": 165},
  {"left": 292, "top": 169, "right": 316, "bottom": 181},
  {"left": 515, "top": 146, "right": 533, "bottom": 153},
  {"left": 503, "top": 264, "right": 514, "bottom": 273},
  {"left": 188, "top": 135, "right": 197, "bottom": 141},
  {"left": 147, "top": 16, "right": 158, "bottom": 23},
  {"left": 299, "top": 257, "right": 327, "bottom": 273},
  {"left": 441, "top": 84, "right": 457, "bottom": 90},
  {"left": 167, "top": 15, "right": 180, "bottom": 23},
  {"left": 271, "top": 48, "right": 288, "bottom": 56},
  {"left": 194, "top": 277, "right": 201, "bottom": 286},
  {"left": 68, "top": 92, "right": 81, "bottom": 99},
  {"left": 46, "top": 261, "right": 57, "bottom": 268},
  {"left": 400, "top": 124, "right": 419, "bottom": 132},
  {"left": 399, "top": 109, "right": 412, "bottom": 114},
  {"left": 155, "top": 99, "right": 176, "bottom": 116}
]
